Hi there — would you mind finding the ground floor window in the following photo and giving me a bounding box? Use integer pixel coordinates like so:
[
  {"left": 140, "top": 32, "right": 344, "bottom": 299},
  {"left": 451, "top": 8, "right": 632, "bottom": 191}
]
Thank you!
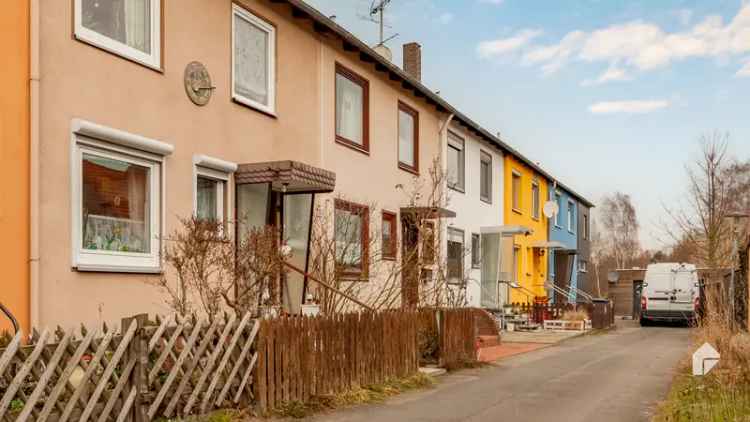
[
  {"left": 72, "top": 120, "right": 172, "bottom": 272},
  {"left": 471, "top": 233, "right": 481, "bottom": 269},
  {"left": 447, "top": 228, "right": 464, "bottom": 284},
  {"left": 335, "top": 199, "right": 369, "bottom": 279},
  {"left": 193, "top": 156, "right": 236, "bottom": 224}
]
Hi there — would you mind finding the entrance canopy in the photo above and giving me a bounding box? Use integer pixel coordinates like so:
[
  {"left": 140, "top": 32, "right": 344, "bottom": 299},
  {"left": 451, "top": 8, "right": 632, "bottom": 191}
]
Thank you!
[
  {"left": 529, "top": 240, "right": 569, "bottom": 250},
  {"left": 480, "top": 225, "right": 533, "bottom": 236},
  {"left": 235, "top": 160, "right": 336, "bottom": 193},
  {"left": 400, "top": 206, "right": 456, "bottom": 219}
]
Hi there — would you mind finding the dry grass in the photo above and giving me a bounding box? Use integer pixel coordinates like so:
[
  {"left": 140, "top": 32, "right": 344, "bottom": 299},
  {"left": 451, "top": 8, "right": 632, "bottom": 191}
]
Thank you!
[
  {"left": 561, "top": 309, "right": 588, "bottom": 322},
  {"left": 655, "top": 286, "right": 750, "bottom": 421},
  {"left": 271, "top": 373, "right": 435, "bottom": 419}
]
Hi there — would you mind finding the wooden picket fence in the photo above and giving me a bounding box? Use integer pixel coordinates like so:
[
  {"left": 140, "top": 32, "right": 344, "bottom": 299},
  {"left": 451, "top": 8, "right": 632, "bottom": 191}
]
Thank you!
[
  {"left": 0, "top": 313, "right": 259, "bottom": 421},
  {"left": 416, "top": 308, "right": 478, "bottom": 369},
  {"left": 253, "top": 310, "right": 419, "bottom": 412}
]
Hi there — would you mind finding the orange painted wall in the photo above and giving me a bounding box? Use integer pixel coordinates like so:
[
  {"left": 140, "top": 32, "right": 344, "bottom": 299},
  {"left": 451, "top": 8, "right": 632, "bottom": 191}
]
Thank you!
[{"left": 0, "top": 0, "right": 30, "bottom": 333}]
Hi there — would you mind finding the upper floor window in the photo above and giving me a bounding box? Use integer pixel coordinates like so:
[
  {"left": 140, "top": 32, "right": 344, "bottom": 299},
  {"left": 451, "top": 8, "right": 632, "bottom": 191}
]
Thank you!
[
  {"left": 447, "top": 228, "right": 464, "bottom": 284},
  {"left": 531, "top": 179, "right": 540, "bottom": 219},
  {"left": 555, "top": 192, "right": 562, "bottom": 227},
  {"left": 398, "top": 102, "right": 419, "bottom": 173},
  {"left": 75, "top": 0, "right": 162, "bottom": 69},
  {"left": 447, "top": 132, "right": 465, "bottom": 192},
  {"left": 480, "top": 151, "right": 492, "bottom": 203},
  {"left": 511, "top": 171, "right": 521, "bottom": 212},
  {"left": 232, "top": 5, "right": 276, "bottom": 114},
  {"left": 335, "top": 64, "right": 369, "bottom": 152},
  {"left": 583, "top": 213, "right": 589, "bottom": 239},
  {"left": 567, "top": 200, "right": 576, "bottom": 232}
]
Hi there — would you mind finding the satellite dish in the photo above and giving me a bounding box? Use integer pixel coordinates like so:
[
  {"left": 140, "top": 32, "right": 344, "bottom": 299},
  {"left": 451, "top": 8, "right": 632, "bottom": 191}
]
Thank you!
[
  {"left": 607, "top": 271, "right": 620, "bottom": 283},
  {"left": 373, "top": 44, "right": 392, "bottom": 61},
  {"left": 543, "top": 201, "right": 559, "bottom": 219}
]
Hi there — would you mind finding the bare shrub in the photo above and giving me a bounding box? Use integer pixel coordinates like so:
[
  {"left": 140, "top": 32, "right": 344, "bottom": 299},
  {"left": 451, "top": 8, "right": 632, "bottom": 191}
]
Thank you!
[{"left": 561, "top": 309, "right": 588, "bottom": 322}]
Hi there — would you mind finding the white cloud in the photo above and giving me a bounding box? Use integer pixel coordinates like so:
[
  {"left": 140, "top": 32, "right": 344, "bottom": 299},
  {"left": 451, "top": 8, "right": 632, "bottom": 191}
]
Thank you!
[
  {"left": 737, "top": 59, "right": 750, "bottom": 77},
  {"left": 479, "top": 5, "right": 750, "bottom": 82},
  {"left": 589, "top": 99, "right": 670, "bottom": 114},
  {"left": 437, "top": 12, "right": 454, "bottom": 24},
  {"left": 477, "top": 29, "right": 542, "bottom": 59},
  {"left": 581, "top": 66, "right": 631, "bottom": 86}
]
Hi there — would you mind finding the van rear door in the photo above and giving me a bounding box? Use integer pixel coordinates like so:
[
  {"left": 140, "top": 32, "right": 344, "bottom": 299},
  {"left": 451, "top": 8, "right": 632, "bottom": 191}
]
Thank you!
[
  {"left": 645, "top": 272, "right": 671, "bottom": 313},
  {"left": 671, "top": 269, "right": 696, "bottom": 313}
]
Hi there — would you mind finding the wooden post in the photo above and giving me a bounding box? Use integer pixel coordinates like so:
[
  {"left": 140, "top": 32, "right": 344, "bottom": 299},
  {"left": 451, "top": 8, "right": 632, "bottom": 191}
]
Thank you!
[{"left": 122, "top": 313, "right": 149, "bottom": 422}]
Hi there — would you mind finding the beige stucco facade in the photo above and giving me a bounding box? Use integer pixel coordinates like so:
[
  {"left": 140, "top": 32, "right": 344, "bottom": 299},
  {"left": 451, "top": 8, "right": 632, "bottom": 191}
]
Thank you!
[{"left": 35, "top": 0, "right": 447, "bottom": 328}]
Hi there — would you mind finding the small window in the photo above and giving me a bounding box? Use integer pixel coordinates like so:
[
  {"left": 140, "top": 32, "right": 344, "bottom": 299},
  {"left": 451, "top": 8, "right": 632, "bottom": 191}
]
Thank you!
[
  {"left": 567, "top": 201, "right": 575, "bottom": 232},
  {"left": 480, "top": 151, "right": 492, "bottom": 203},
  {"left": 381, "top": 211, "right": 397, "bottom": 260},
  {"left": 583, "top": 213, "right": 589, "bottom": 240},
  {"left": 195, "top": 169, "right": 231, "bottom": 224},
  {"left": 513, "top": 246, "right": 520, "bottom": 283},
  {"left": 471, "top": 233, "right": 481, "bottom": 269},
  {"left": 447, "top": 228, "right": 464, "bottom": 284},
  {"left": 398, "top": 102, "right": 419, "bottom": 173},
  {"left": 447, "top": 132, "right": 465, "bottom": 192},
  {"left": 335, "top": 64, "right": 369, "bottom": 152},
  {"left": 555, "top": 193, "right": 562, "bottom": 227},
  {"left": 233, "top": 5, "right": 276, "bottom": 114},
  {"left": 335, "top": 200, "right": 369, "bottom": 278},
  {"left": 530, "top": 180, "right": 540, "bottom": 219},
  {"left": 512, "top": 171, "right": 522, "bottom": 212},
  {"left": 579, "top": 260, "right": 588, "bottom": 273},
  {"left": 74, "top": 0, "right": 161, "bottom": 69}
]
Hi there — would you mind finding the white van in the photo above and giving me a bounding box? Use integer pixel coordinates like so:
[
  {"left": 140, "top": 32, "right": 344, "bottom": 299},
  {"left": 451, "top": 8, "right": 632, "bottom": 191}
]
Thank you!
[{"left": 640, "top": 263, "right": 700, "bottom": 325}]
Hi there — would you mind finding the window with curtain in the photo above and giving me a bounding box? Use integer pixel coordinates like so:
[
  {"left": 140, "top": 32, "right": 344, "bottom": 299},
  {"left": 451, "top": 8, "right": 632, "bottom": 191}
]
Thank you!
[
  {"left": 398, "top": 102, "right": 418, "bottom": 172},
  {"left": 531, "top": 180, "right": 540, "bottom": 219},
  {"left": 447, "top": 228, "right": 464, "bottom": 284},
  {"left": 76, "top": 0, "right": 160, "bottom": 68},
  {"left": 335, "top": 200, "right": 369, "bottom": 277},
  {"left": 512, "top": 172, "right": 521, "bottom": 211},
  {"left": 81, "top": 153, "right": 150, "bottom": 253},
  {"left": 335, "top": 65, "right": 369, "bottom": 151},
  {"left": 480, "top": 151, "right": 492, "bottom": 203},
  {"left": 233, "top": 5, "right": 276, "bottom": 113},
  {"left": 447, "top": 132, "right": 465, "bottom": 191}
]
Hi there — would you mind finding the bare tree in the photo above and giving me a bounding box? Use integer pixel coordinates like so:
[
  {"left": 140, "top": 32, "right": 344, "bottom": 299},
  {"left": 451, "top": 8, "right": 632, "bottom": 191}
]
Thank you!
[
  {"left": 598, "top": 192, "right": 641, "bottom": 269},
  {"left": 665, "top": 133, "right": 735, "bottom": 269}
]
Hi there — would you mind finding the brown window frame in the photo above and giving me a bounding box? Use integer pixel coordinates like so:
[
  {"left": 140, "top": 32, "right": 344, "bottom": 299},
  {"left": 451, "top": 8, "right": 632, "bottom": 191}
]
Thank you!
[
  {"left": 381, "top": 210, "right": 398, "bottom": 260},
  {"left": 335, "top": 63, "right": 370, "bottom": 155},
  {"left": 334, "top": 199, "right": 370, "bottom": 280},
  {"left": 479, "top": 150, "right": 492, "bottom": 204},
  {"left": 397, "top": 101, "right": 419, "bottom": 174}
]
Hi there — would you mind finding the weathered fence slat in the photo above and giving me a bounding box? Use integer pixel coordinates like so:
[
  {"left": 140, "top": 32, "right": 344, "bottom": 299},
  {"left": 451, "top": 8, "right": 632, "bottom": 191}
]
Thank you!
[
  {"left": 0, "top": 328, "right": 50, "bottom": 420},
  {"left": 17, "top": 329, "right": 73, "bottom": 421}
]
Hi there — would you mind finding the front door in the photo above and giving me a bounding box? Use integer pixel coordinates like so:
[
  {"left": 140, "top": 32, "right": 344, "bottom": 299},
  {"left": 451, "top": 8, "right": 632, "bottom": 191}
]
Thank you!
[
  {"left": 632, "top": 280, "right": 643, "bottom": 319},
  {"left": 554, "top": 251, "right": 572, "bottom": 303},
  {"left": 401, "top": 217, "right": 420, "bottom": 307}
]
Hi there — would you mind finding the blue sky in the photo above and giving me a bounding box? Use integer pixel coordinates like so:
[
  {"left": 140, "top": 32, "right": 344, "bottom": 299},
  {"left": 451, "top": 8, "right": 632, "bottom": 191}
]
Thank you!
[{"left": 305, "top": 0, "right": 750, "bottom": 249}]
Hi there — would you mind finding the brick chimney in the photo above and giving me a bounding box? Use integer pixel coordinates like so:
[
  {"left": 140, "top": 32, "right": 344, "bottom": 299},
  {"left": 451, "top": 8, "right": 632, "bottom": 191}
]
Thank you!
[{"left": 403, "top": 42, "right": 422, "bottom": 82}]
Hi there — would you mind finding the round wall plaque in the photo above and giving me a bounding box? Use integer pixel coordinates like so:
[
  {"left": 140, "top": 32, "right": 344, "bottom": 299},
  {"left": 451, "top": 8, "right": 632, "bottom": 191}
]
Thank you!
[{"left": 184, "top": 61, "right": 214, "bottom": 106}]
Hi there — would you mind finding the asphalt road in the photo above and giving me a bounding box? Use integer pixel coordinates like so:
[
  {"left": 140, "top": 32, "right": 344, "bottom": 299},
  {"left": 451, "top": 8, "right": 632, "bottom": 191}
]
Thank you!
[{"left": 313, "top": 321, "right": 690, "bottom": 422}]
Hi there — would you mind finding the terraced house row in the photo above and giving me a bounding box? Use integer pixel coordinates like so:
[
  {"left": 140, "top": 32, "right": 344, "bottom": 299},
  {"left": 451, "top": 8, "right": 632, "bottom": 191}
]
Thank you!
[{"left": 1, "top": 0, "right": 594, "bottom": 333}]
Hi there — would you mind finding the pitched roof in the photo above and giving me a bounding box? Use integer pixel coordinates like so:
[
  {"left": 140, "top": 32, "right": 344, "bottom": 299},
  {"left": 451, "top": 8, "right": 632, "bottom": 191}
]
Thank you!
[{"left": 277, "top": 0, "right": 595, "bottom": 208}]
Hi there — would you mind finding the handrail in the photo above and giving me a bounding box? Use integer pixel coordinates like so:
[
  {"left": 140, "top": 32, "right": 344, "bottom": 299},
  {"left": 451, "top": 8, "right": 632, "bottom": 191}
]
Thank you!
[
  {"left": 544, "top": 280, "right": 594, "bottom": 304},
  {"left": 284, "top": 262, "right": 374, "bottom": 312},
  {"left": 0, "top": 302, "right": 19, "bottom": 334}
]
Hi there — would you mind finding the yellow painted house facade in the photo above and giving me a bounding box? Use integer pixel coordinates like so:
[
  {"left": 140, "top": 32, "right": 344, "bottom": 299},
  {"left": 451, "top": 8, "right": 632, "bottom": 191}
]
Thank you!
[{"left": 504, "top": 154, "right": 549, "bottom": 303}]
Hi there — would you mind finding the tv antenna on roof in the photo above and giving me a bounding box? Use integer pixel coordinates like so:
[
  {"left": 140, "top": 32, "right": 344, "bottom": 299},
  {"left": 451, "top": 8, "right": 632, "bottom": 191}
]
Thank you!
[{"left": 359, "top": 0, "right": 399, "bottom": 49}]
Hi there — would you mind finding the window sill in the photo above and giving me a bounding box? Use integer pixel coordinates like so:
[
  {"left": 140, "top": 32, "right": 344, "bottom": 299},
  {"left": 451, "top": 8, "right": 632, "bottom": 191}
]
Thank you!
[
  {"left": 232, "top": 97, "right": 277, "bottom": 119},
  {"left": 531, "top": 216, "right": 540, "bottom": 222},
  {"left": 480, "top": 197, "right": 492, "bottom": 205},
  {"left": 471, "top": 265, "right": 481, "bottom": 270},
  {"left": 74, "top": 264, "right": 163, "bottom": 274},
  {"left": 512, "top": 208, "right": 523, "bottom": 215},
  {"left": 448, "top": 185, "right": 465, "bottom": 194},
  {"left": 74, "top": 36, "right": 164, "bottom": 74},
  {"left": 335, "top": 137, "right": 370, "bottom": 156},
  {"left": 398, "top": 162, "right": 419, "bottom": 176}
]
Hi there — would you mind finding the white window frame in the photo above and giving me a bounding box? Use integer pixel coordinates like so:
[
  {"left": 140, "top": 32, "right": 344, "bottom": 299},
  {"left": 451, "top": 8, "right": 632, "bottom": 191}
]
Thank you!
[
  {"left": 531, "top": 179, "right": 540, "bottom": 219},
  {"left": 479, "top": 151, "right": 492, "bottom": 204},
  {"left": 567, "top": 200, "right": 575, "bottom": 233},
  {"left": 579, "top": 260, "right": 588, "bottom": 273},
  {"left": 193, "top": 155, "right": 237, "bottom": 224},
  {"left": 71, "top": 119, "right": 173, "bottom": 273},
  {"left": 232, "top": 4, "right": 276, "bottom": 115},
  {"left": 447, "top": 131, "right": 465, "bottom": 192},
  {"left": 511, "top": 170, "right": 522, "bottom": 212},
  {"left": 555, "top": 192, "right": 562, "bottom": 228},
  {"left": 73, "top": 0, "right": 162, "bottom": 70}
]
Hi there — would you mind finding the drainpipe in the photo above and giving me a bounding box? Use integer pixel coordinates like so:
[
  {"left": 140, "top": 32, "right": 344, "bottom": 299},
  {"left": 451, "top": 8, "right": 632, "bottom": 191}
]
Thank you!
[{"left": 29, "top": 0, "right": 40, "bottom": 329}]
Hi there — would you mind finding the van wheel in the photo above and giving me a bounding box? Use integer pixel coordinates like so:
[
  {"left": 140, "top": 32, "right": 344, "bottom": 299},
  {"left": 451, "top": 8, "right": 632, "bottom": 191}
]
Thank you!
[{"left": 640, "top": 317, "right": 650, "bottom": 327}]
